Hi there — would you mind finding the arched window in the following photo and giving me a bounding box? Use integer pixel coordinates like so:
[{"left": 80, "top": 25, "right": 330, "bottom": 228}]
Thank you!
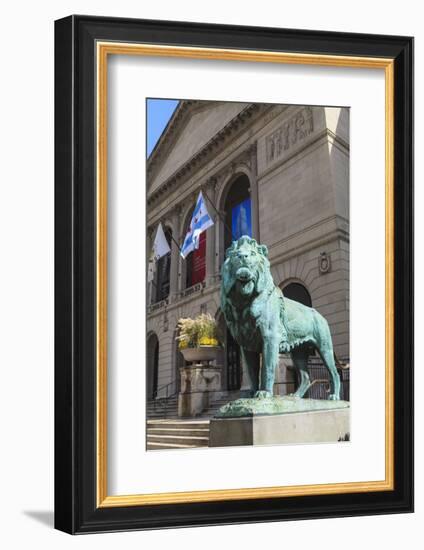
[
  {"left": 146, "top": 333, "right": 159, "bottom": 399},
  {"left": 155, "top": 227, "right": 172, "bottom": 302},
  {"left": 281, "top": 281, "right": 312, "bottom": 307},
  {"left": 183, "top": 207, "right": 207, "bottom": 289},
  {"left": 224, "top": 174, "right": 252, "bottom": 251}
]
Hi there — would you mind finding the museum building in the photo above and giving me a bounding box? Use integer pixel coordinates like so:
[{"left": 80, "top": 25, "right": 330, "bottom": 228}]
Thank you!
[{"left": 146, "top": 100, "right": 349, "bottom": 408}]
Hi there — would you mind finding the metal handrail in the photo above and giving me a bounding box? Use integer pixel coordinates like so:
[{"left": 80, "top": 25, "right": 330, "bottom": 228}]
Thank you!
[
  {"left": 309, "top": 378, "right": 330, "bottom": 390},
  {"left": 151, "top": 378, "right": 346, "bottom": 400},
  {"left": 152, "top": 377, "right": 179, "bottom": 400}
]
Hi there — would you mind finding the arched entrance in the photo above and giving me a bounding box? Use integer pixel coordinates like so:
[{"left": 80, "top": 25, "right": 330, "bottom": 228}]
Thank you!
[
  {"left": 216, "top": 309, "right": 242, "bottom": 391},
  {"left": 226, "top": 330, "right": 242, "bottom": 390},
  {"left": 147, "top": 333, "right": 159, "bottom": 399},
  {"left": 217, "top": 174, "right": 252, "bottom": 391},
  {"left": 281, "top": 281, "right": 312, "bottom": 307}
]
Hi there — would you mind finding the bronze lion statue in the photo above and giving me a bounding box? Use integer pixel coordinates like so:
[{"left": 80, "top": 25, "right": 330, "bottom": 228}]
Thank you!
[{"left": 221, "top": 236, "right": 341, "bottom": 400}]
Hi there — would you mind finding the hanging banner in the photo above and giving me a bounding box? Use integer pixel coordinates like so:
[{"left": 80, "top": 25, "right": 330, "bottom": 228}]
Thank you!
[
  {"left": 191, "top": 232, "right": 206, "bottom": 285},
  {"left": 232, "top": 197, "right": 252, "bottom": 241}
]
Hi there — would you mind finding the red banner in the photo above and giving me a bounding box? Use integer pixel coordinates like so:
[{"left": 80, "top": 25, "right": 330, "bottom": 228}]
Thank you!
[{"left": 191, "top": 232, "right": 206, "bottom": 285}]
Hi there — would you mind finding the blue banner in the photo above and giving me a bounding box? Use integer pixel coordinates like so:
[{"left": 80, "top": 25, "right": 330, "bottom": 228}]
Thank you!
[{"left": 232, "top": 198, "right": 252, "bottom": 241}]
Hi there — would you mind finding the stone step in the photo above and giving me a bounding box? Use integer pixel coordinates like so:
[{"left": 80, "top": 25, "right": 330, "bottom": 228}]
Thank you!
[
  {"left": 146, "top": 405, "right": 178, "bottom": 412},
  {"left": 146, "top": 412, "right": 179, "bottom": 419},
  {"left": 147, "top": 441, "right": 200, "bottom": 450},
  {"left": 147, "top": 434, "right": 209, "bottom": 446},
  {"left": 148, "top": 427, "right": 209, "bottom": 436},
  {"left": 147, "top": 398, "right": 178, "bottom": 405},
  {"left": 146, "top": 418, "right": 211, "bottom": 449},
  {"left": 147, "top": 420, "right": 209, "bottom": 430},
  {"left": 147, "top": 403, "right": 178, "bottom": 412},
  {"left": 147, "top": 399, "right": 178, "bottom": 409},
  {"left": 146, "top": 404, "right": 179, "bottom": 419}
]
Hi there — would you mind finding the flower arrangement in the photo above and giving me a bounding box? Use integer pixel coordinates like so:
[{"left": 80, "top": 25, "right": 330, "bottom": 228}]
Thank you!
[{"left": 176, "top": 313, "right": 220, "bottom": 349}]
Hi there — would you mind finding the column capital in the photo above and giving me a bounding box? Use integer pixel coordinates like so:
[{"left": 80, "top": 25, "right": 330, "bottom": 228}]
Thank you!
[
  {"left": 147, "top": 225, "right": 155, "bottom": 239},
  {"left": 248, "top": 142, "right": 258, "bottom": 174},
  {"left": 202, "top": 180, "right": 217, "bottom": 202},
  {"left": 205, "top": 176, "right": 217, "bottom": 189},
  {"left": 171, "top": 204, "right": 182, "bottom": 221},
  {"left": 248, "top": 141, "right": 257, "bottom": 156}
]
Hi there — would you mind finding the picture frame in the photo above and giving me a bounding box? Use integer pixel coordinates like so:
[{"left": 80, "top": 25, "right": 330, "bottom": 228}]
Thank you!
[{"left": 54, "top": 15, "right": 414, "bottom": 534}]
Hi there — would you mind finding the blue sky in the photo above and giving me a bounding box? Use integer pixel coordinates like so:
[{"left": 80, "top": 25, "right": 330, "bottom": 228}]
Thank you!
[{"left": 147, "top": 99, "right": 179, "bottom": 156}]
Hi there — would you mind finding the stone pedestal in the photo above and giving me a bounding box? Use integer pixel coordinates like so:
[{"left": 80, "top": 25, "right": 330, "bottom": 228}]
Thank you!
[
  {"left": 178, "top": 365, "right": 222, "bottom": 417},
  {"left": 209, "top": 400, "right": 350, "bottom": 447}
]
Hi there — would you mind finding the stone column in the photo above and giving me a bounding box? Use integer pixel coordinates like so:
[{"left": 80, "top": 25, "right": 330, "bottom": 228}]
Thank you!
[
  {"left": 169, "top": 207, "right": 181, "bottom": 302},
  {"left": 214, "top": 174, "right": 226, "bottom": 274},
  {"left": 214, "top": 182, "right": 223, "bottom": 275},
  {"left": 205, "top": 179, "right": 217, "bottom": 286},
  {"left": 177, "top": 243, "right": 185, "bottom": 294},
  {"left": 249, "top": 143, "right": 260, "bottom": 243}
]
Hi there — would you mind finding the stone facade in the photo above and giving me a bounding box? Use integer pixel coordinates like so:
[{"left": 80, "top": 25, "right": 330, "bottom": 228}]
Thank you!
[{"left": 146, "top": 101, "right": 349, "bottom": 400}]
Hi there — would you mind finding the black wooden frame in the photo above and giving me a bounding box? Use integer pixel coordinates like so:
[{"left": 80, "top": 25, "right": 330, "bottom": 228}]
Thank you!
[{"left": 55, "top": 15, "right": 414, "bottom": 534}]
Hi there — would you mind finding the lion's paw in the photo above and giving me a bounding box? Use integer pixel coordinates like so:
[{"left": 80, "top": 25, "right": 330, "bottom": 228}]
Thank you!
[
  {"left": 328, "top": 394, "right": 340, "bottom": 401},
  {"left": 289, "top": 393, "right": 302, "bottom": 399},
  {"left": 254, "top": 390, "right": 271, "bottom": 399}
]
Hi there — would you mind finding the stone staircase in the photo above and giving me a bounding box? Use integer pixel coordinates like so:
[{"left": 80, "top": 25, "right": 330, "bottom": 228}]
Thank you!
[
  {"left": 146, "top": 393, "right": 241, "bottom": 450},
  {"left": 146, "top": 419, "right": 210, "bottom": 450},
  {"left": 147, "top": 391, "right": 241, "bottom": 421},
  {"left": 146, "top": 396, "right": 179, "bottom": 419}
]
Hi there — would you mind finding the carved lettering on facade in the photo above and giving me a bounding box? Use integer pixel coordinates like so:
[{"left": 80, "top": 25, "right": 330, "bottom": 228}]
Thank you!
[{"left": 266, "top": 107, "right": 314, "bottom": 164}]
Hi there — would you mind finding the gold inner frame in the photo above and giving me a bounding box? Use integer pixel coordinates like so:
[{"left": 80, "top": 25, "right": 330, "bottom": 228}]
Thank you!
[{"left": 96, "top": 42, "right": 395, "bottom": 508}]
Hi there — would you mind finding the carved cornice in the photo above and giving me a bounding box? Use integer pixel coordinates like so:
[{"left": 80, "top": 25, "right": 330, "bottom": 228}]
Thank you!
[
  {"left": 147, "top": 138, "right": 260, "bottom": 228},
  {"left": 147, "top": 103, "right": 265, "bottom": 207}
]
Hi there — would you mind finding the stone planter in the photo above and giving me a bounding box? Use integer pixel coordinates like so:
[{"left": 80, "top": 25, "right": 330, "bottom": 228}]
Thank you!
[{"left": 180, "top": 346, "right": 221, "bottom": 364}]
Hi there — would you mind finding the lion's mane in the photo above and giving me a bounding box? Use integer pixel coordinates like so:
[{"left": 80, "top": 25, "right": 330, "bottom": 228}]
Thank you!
[{"left": 220, "top": 236, "right": 286, "bottom": 348}]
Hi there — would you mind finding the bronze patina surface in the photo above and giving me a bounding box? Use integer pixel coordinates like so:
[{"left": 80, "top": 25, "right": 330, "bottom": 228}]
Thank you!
[
  {"left": 221, "top": 236, "right": 342, "bottom": 401},
  {"left": 216, "top": 395, "right": 349, "bottom": 418}
]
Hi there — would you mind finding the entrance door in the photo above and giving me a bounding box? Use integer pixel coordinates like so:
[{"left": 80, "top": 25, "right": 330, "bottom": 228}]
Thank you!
[
  {"left": 147, "top": 333, "right": 159, "bottom": 399},
  {"left": 226, "top": 329, "right": 241, "bottom": 390}
]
